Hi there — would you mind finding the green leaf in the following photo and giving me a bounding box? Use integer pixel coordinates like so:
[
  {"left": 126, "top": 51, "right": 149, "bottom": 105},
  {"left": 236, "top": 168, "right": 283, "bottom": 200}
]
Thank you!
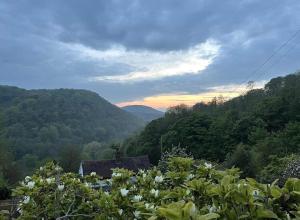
[
  {"left": 158, "top": 207, "right": 181, "bottom": 220},
  {"left": 292, "top": 191, "right": 300, "bottom": 195},
  {"left": 270, "top": 187, "right": 282, "bottom": 199},
  {"left": 256, "top": 209, "right": 279, "bottom": 219},
  {"left": 197, "top": 213, "right": 220, "bottom": 220}
]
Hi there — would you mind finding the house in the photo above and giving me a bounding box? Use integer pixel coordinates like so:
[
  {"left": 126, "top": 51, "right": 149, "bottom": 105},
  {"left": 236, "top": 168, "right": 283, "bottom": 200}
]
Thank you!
[{"left": 79, "top": 155, "right": 151, "bottom": 178}]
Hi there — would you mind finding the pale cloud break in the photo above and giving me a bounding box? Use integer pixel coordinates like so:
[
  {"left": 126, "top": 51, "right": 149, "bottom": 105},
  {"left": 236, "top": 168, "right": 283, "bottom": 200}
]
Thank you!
[{"left": 62, "top": 39, "right": 220, "bottom": 83}]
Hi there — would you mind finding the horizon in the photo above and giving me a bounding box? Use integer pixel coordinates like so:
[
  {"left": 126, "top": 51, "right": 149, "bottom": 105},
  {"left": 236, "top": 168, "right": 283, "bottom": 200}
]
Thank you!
[
  {"left": 0, "top": 80, "right": 267, "bottom": 111},
  {"left": 1, "top": 1, "right": 300, "bottom": 109}
]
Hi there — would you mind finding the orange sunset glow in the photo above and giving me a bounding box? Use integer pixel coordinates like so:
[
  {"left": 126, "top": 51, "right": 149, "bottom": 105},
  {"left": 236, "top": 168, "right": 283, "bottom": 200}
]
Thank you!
[{"left": 116, "top": 82, "right": 265, "bottom": 110}]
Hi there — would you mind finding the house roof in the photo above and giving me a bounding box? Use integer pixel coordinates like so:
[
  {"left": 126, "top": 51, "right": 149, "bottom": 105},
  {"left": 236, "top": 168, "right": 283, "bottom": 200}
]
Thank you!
[{"left": 80, "top": 155, "right": 151, "bottom": 178}]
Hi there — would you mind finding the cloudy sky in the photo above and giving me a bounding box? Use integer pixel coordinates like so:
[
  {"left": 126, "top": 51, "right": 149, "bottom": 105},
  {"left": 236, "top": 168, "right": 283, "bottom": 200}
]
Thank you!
[{"left": 1, "top": 0, "right": 300, "bottom": 110}]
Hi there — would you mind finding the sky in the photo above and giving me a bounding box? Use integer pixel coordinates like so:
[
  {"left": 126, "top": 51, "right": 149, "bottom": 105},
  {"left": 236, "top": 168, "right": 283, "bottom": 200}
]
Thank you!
[{"left": 1, "top": 0, "right": 300, "bottom": 110}]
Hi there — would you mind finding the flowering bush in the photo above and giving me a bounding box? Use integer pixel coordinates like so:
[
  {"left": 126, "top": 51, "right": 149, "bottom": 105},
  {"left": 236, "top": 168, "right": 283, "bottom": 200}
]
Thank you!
[
  {"left": 157, "top": 146, "right": 192, "bottom": 172},
  {"left": 258, "top": 155, "right": 300, "bottom": 185},
  {"left": 279, "top": 158, "right": 300, "bottom": 186},
  {"left": 10, "top": 158, "right": 300, "bottom": 219}
]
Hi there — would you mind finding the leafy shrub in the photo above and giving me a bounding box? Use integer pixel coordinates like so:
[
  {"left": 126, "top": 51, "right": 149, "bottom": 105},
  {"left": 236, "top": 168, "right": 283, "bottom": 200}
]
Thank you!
[
  {"left": 258, "top": 154, "right": 300, "bottom": 184},
  {"left": 157, "top": 146, "right": 192, "bottom": 172},
  {"left": 279, "top": 158, "right": 300, "bottom": 186},
  {"left": 9, "top": 158, "right": 300, "bottom": 219},
  {"left": 224, "top": 144, "right": 256, "bottom": 178}
]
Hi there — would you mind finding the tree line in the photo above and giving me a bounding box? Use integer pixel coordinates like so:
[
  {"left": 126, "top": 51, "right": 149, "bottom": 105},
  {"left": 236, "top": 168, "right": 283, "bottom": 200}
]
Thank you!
[
  {"left": 0, "top": 87, "right": 144, "bottom": 186},
  {"left": 124, "top": 72, "right": 300, "bottom": 181}
]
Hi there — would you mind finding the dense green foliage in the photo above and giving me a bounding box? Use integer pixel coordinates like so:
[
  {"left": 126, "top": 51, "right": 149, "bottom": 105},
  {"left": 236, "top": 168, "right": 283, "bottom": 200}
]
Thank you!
[
  {"left": 258, "top": 154, "right": 300, "bottom": 185},
  {"left": 9, "top": 157, "right": 300, "bottom": 219},
  {"left": 0, "top": 86, "right": 144, "bottom": 182},
  {"left": 124, "top": 73, "right": 300, "bottom": 180}
]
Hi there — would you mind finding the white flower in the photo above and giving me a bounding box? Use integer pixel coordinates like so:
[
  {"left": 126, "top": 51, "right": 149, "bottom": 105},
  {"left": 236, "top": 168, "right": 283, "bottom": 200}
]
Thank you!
[
  {"left": 145, "top": 203, "right": 155, "bottom": 210},
  {"left": 150, "top": 189, "right": 159, "bottom": 198},
  {"left": 133, "top": 210, "right": 141, "bottom": 219},
  {"left": 130, "top": 186, "right": 136, "bottom": 191},
  {"left": 154, "top": 175, "right": 164, "bottom": 183},
  {"left": 23, "top": 196, "right": 30, "bottom": 204},
  {"left": 204, "top": 162, "right": 212, "bottom": 169},
  {"left": 46, "top": 177, "right": 55, "bottom": 184},
  {"left": 132, "top": 195, "right": 143, "bottom": 202},
  {"left": 209, "top": 205, "right": 217, "bottom": 213},
  {"left": 252, "top": 189, "right": 259, "bottom": 197},
  {"left": 139, "top": 169, "right": 145, "bottom": 174},
  {"left": 112, "top": 172, "right": 122, "bottom": 177},
  {"left": 55, "top": 166, "right": 61, "bottom": 171},
  {"left": 39, "top": 167, "right": 43, "bottom": 171},
  {"left": 58, "top": 184, "right": 64, "bottom": 191},
  {"left": 120, "top": 188, "right": 129, "bottom": 197},
  {"left": 25, "top": 176, "right": 31, "bottom": 182},
  {"left": 186, "top": 174, "right": 195, "bottom": 180},
  {"left": 145, "top": 203, "right": 150, "bottom": 209},
  {"left": 90, "top": 172, "right": 97, "bottom": 176},
  {"left": 118, "top": 209, "right": 123, "bottom": 215},
  {"left": 142, "top": 173, "right": 147, "bottom": 179},
  {"left": 85, "top": 182, "right": 92, "bottom": 188},
  {"left": 27, "top": 181, "right": 35, "bottom": 189}
]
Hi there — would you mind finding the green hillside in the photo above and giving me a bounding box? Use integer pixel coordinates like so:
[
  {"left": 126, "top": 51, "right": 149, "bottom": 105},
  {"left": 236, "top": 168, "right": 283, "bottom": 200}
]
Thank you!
[
  {"left": 0, "top": 86, "right": 144, "bottom": 182},
  {"left": 124, "top": 72, "right": 300, "bottom": 180}
]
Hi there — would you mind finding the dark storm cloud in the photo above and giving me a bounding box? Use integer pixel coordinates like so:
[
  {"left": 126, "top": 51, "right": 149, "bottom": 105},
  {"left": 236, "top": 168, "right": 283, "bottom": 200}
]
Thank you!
[
  {"left": 3, "top": 0, "right": 296, "bottom": 51},
  {"left": 0, "top": 0, "right": 300, "bottom": 103}
]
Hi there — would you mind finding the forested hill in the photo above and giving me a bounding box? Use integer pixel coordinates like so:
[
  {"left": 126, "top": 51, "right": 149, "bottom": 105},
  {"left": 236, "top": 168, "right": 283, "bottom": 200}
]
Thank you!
[
  {"left": 122, "top": 105, "right": 164, "bottom": 122},
  {"left": 124, "top": 72, "right": 300, "bottom": 180},
  {"left": 0, "top": 86, "right": 144, "bottom": 182},
  {"left": 0, "top": 86, "right": 145, "bottom": 147}
]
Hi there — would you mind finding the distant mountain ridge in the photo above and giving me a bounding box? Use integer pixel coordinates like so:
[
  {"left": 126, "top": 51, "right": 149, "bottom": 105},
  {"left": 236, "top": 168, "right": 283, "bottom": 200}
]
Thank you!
[{"left": 122, "top": 105, "right": 164, "bottom": 122}]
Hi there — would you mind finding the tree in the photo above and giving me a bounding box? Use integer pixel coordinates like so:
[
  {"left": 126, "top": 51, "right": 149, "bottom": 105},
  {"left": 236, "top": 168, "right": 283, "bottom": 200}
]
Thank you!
[
  {"left": 166, "top": 104, "right": 190, "bottom": 115},
  {"left": 124, "top": 72, "right": 300, "bottom": 179},
  {"left": 82, "top": 141, "right": 104, "bottom": 160},
  {"left": 58, "top": 145, "right": 82, "bottom": 172},
  {"left": 224, "top": 144, "right": 256, "bottom": 177},
  {"left": 0, "top": 86, "right": 145, "bottom": 182},
  {"left": 0, "top": 140, "right": 22, "bottom": 185}
]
